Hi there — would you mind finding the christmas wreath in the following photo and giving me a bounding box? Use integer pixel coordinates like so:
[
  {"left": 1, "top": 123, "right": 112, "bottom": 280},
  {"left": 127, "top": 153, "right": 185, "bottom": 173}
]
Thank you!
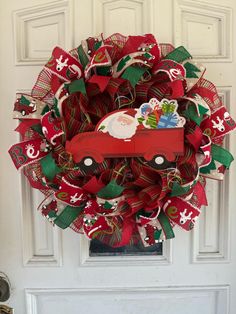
[{"left": 9, "top": 33, "right": 235, "bottom": 248}]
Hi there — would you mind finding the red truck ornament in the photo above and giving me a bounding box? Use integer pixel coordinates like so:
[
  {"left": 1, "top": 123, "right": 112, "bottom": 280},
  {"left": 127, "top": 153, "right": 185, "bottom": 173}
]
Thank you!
[
  {"left": 13, "top": 94, "right": 46, "bottom": 119},
  {"left": 14, "top": 95, "right": 37, "bottom": 116},
  {"left": 66, "top": 98, "right": 185, "bottom": 170}
]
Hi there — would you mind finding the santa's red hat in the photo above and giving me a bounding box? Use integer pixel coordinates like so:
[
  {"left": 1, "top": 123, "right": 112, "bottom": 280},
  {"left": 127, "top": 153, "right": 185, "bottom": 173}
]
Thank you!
[{"left": 124, "top": 108, "right": 137, "bottom": 117}]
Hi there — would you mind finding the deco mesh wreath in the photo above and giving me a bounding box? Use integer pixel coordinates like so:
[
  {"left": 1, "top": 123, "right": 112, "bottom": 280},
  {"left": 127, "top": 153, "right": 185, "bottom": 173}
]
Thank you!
[{"left": 9, "top": 33, "right": 235, "bottom": 248}]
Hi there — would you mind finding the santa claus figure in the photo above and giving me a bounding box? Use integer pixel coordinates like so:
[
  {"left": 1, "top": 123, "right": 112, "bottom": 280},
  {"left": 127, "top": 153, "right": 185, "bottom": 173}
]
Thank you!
[{"left": 107, "top": 110, "right": 138, "bottom": 139}]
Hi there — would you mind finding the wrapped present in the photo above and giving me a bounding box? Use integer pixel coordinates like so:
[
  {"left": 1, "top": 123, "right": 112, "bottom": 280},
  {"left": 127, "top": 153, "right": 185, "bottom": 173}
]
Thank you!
[
  {"left": 157, "top": 113, "right": 178, "bottom": 128},
  {"left": 161, "top": 101, "right": 177, "bottom": 115},
  {"left": 145, "top": 113, "right": 158, "bottom": 128}
]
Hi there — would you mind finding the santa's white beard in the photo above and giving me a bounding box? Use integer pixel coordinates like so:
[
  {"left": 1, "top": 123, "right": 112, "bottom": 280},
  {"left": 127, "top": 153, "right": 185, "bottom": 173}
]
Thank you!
[{"left": 107, "top": 116, "right": 137, "bottom": 139}]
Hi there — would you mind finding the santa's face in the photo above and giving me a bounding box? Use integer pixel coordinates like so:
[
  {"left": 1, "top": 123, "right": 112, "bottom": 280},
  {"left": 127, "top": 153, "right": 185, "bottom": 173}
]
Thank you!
[{"left": 107, "top": 114, "right": 138, "bottom": 139}]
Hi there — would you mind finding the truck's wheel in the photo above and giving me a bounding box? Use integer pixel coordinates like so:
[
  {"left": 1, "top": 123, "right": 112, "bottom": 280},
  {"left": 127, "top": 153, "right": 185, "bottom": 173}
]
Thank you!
[
  {"left": 83, "top": 157, "right": 94, "bottom": 167},
  {"left": 78, "top": 157, "right": 98, "bottom": 173},
  {"left": 148, "top": 154, "right": 175, "bottom": 170},
  {"left": 21, "top": 110, "right": 26, "bottom": 116},
  {"left": 154, "top": 155, "right": 165, "bottom": 166}
]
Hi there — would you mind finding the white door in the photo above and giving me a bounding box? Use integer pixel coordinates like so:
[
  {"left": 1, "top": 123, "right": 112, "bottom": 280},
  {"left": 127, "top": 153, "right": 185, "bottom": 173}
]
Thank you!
[{"left": 1, "top": 0, "right": 236, "bottom": 313}]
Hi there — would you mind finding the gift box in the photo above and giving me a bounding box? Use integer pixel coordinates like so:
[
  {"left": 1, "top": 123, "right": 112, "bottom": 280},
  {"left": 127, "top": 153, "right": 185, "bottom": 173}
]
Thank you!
[
  {"left": 157, "top": 113, "right": 178, "bottom": 128},
  {"left": 145, "top": 113, "right": 158, "bottom": 128},
  {"left": 161, "top": 101, "right": 176, "bottom": 115}
]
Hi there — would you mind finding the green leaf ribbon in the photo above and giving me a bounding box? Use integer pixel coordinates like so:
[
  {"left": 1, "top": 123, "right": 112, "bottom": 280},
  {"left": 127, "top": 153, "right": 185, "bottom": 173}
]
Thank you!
[
  {"left": 54, "top": 204, "right": 85, "bottom": 229},
  {"left": 97, "top": 180, "right": 124, "bottom": 199},
  {"left": 184, "top": 62, "right": 201, "bottom": 78},
  {"left": 201, "top": 144, "right": 234, "bottom": 174},
  {"left": 66, "top": 79, "right": 86, "bottom": 95},
  {"left": 165, "top": 46, "right": 192, "bottom": 63},
  {"left": 184, "top": 104, "right": 208, "bottom": 126},
  {"left": 170, "top": 181, "right": 191, "bottom": 197},
  {"left": 40, "top": 153, "right": 62, "bottom": 181},
  {"left": 211, "top": 144, "right": 234, "bottom": 168},
  {"left": 121, "top": 66, "right": 146, "bottom": 87},
  {"left": 158, "top": 211, "right": 175, "bottom": 240}
]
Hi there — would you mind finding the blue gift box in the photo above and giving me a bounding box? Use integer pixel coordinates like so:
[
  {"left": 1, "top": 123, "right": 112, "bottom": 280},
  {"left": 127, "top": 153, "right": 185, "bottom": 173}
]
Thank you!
[{"left": 157, "top": 113, "right": 178, "bottom": 128}]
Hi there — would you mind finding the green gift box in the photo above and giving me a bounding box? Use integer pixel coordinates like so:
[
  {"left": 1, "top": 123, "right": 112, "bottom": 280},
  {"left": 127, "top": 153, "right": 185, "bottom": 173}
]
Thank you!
[{"left": 162, "top": 101, "right": 176, "bottom": 115}]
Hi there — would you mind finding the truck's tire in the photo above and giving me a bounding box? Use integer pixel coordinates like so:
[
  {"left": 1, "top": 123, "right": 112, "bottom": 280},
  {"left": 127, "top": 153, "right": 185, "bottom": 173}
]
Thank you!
[
  {"left": 78, "top": 157, "right": 98, "bottom": 173},
  {"left": 147, "top": 154, "right": 175, "bottom": 170},
  {"left": 83, "top": 157, "right": 94, "bottom": 167}
]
